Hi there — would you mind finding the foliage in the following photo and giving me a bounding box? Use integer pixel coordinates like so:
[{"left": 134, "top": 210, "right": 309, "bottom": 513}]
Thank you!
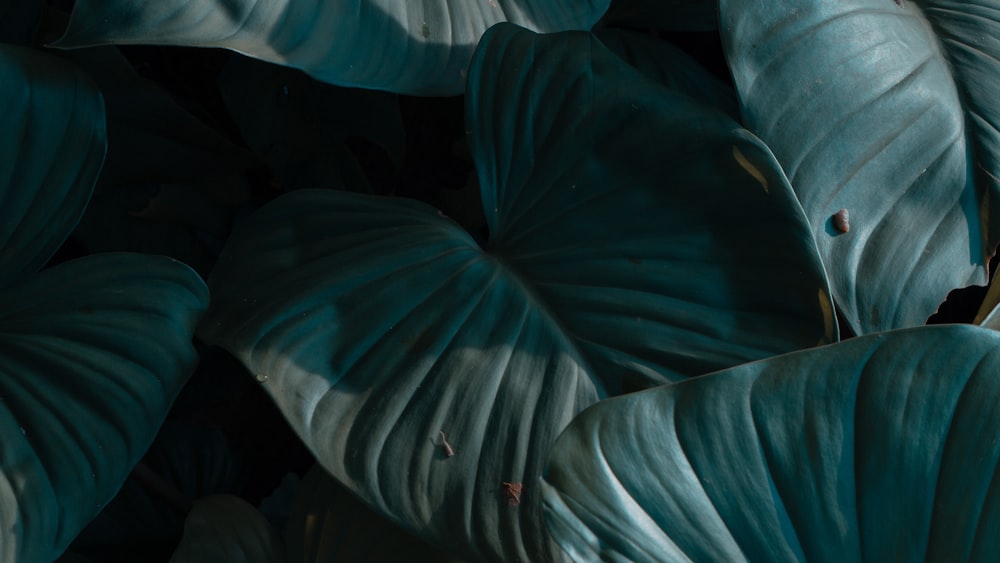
[{"left": 1, "top": 0, "right": 999, "bottom": 561}]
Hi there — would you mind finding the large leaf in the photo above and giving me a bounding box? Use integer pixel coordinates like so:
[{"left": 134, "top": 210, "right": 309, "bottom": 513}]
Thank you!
[
  {"left": 0, "top": 45, "right": 105, "bottom": 288},
  {"left": 285, "top": 465, "right": 458, "bottom": 563},
  {"left": 52, "top": 0, "right": 610, "bottom": 95},
  {"left": 170, "top": 495, "right": 284, "bottom": 563},
  {"left": 595, "top": 28, "right": 737, "bottom": 118},
  {"left": 0, "top": 253, "right": 209, "bottom": 562},
  {"left": 198, "top": 24, "right": 833, "bottom": 562},
  {"left": 720, "top": 0, "right": 1000, "bottom": 334},
  {"left": 73, "top": 422, "right": 246, "bottom": 550},
  {"left": 542, "top": 324, "right": 1000, "bottom": 562}
]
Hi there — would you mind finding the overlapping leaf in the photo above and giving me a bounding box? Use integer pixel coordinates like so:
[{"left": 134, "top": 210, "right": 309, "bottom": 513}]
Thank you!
[
  {"left": 285, "top": 465, "right": 459, "bottom": 563},
  {"left": 53, "top": 0, "right": 610, "bottom": 95},
  {"left": 542, "top": 324, "right": 1000, "bottom": 562},
  {"left": 0, "top": 254, "right": 209, "bottom": 562},
  {"left": 199, "top": 23, "right": 834, "bottom": 562},
  {"left": 0, "top": 45, "right": 105, "bottom": 288},
  {"left": 720, "top": 0, "right": 1000, "bottom": 334},
  {"left": 170, "top": 495, "right": 283, "bottom": 563}
]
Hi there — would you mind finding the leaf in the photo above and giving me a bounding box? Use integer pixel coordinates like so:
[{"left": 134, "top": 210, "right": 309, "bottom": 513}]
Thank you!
[
  {"left": 170, "top": 495, "right": 283, "bottom": 563},
  {"left": 0, "top": 45, "right": 105, "bottom": 288},
  {"left": 52, "top": 0, "right": 611, "bottom": 95},
  {"left": 285, "top": 465, "right": 458, "bottom": 563},
  {"left": 542, "top": 324, "right": 1000, "bottom": 562},
  {"left": 595, "top": 28, "right": 738, "bottom": 118},
  {"left": 71, "top": 185, "right": 224, "bottom": 276},
  {"left": 73, "top": 422, "right": 246, "bottom": 549},
  {"left": 0, "top": 253, "right": 209, "bottom": 563},
  {"left": 720, "top": 0, "right": 1000, "bottom": 334},
  {"left": 198, "top": 24, "right": 834, "bottom": 562}
]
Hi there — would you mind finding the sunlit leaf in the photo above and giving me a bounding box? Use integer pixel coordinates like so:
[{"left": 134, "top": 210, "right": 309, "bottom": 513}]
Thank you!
[
  {"left": 199, "top": 24, "right": 833, "bottom": 562},
  {"left": 721, "top": 0, "right": 1000, "bottom": 333},
  {"left": 543, "top": 324, "right": 1000, "bottom": 562},
  {"left": 53, "top": 0, "right": 611, "bottom": 95}
]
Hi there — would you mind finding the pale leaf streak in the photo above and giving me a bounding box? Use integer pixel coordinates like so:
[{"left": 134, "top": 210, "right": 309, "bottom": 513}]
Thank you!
[
  {"left": 785, "top": 51, "right": 933, "bottom": 182},
  {"left": 751, "top": 8, "right": 915, "bottom": 97},
  {"left": 271, "top": 246, "right": 475, "bottom": 372},
  {"left": 301, "top": 255, "right": 486, "bottom": 454},
  {"left": 930, "top": 352, "right": 990, "bottom": 550},
  {"left": 591, "top": 433, "right": 677, "bottom": 562},
  {"left": 471, "top": 300, "right": 530, "bottom": 520},
  {"left": 670, "top": 402, "right": 749, "bottom": 561},
  {"left": 923, "top": 5, "right": 1000, "bottom": 27},
  {"left": 817, "top": 99, "right": 940, "bottom": 214},
  {"left": 940, "top": 36, "right": 1000, "bottom": 69},
  {"left": 892, "top": 196, "right": 963, "bottom": 325},
  {"left": 367, "top": 261, "right": 497, "bottom": 509},
  {"left": 748, "top": 393, "right": 807, "bottom": 559},
  {"left": 851, "top": 127, "right": 959, "bottom": 322}
]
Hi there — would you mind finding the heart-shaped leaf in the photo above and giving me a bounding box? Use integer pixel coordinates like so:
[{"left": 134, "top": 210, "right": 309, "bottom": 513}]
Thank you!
[
  {"left": 285, "top": 465, "right": 458, "bottom": 563},
  {"left": 542, "top": 324, "right": 1000, "bottom": 562},
  {"left": 720, "top": 0, "right": 1000, "bottom": 334},
  {"left": 0, "top": 45, "right": 105, "bottom": 288},
  {"left": 198, "top": 23, "right": 833, "bottom": 561},
  {"left": 0, "top": 253, "right": 208, "bottom": 563},
  {"left": 52, "top": 0, "right": 611, "bottom": 95},
  {"left": 170, "top": 495, "right": 283, "bottom": 563},
  {"left": 73, "top": 422, "right": 245, "bottom": 550},
  {"left": 595, "top": 28, "right": 737, "bottom": 118}
]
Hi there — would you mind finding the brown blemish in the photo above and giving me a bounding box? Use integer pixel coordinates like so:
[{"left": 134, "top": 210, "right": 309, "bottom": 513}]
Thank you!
[{"left": 501, "top": 482, "right": 523, "bottom": 506}]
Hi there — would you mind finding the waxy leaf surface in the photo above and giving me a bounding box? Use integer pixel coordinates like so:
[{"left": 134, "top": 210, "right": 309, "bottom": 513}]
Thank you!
[
  {"left": 0, "top": 254, "right": 208, "bottom": 562},
  {"left": 285, "top": 465, "right": 459, "bottom": 563},
  {"left": 0, "top": 46, "right": 105, "bottom": 288},
  {"left": 54, "top": 0, "right": 609, "bottom": 95},
  {"left": 721, "top": 0, "right": 1000, "bottom": 333},
  {"left": 543, "top": 324, "right": 1000, "bottom": 562},
  {"left": 170, "top": 495, "right": 284, "bottom": 563},
  {"left": 199, "top": 24, "right": 834, "bottom": 561}
]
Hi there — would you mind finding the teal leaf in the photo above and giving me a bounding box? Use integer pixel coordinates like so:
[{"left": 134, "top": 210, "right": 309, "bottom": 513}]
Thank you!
[
  {"left": 720, "top": 0, "right": 1000, "bottom": 334},
  {"left": 285, "top": 465, "right": 459, "bottom": 563},
  {"left": 595, "top": 28, "right": 738, "bottom": 118},
  {"left": 542, "top": 324, "right": 1000, "bottom": 562},
  {"left": 468, "top": 24, "right": 835, "bottom": 381},
  {"left": 199, "top": 24, "right": 833, "bottom": 561},
  {"left": 73, "top": 422, "right": 244, "bottom": 549},
  {"left": 0, "top": 45, "right": 105, "bottom": 288},
  {"left": 0, "top": 253, "right": 208, "bottom": 562},
  {"left": 170, "top": 495, "right": 283, "bottom": 563},
  {"left": 52, "top": 0, "right": 611, "bottom": 95}
]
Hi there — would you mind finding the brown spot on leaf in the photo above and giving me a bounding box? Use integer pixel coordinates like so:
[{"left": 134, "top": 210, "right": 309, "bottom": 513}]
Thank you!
[
  {"left": 501, "top": 482, "right": 523, "bottom": 506},
  {"left": 833, "top": 209, "right": 850, "bottom": 233}
]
